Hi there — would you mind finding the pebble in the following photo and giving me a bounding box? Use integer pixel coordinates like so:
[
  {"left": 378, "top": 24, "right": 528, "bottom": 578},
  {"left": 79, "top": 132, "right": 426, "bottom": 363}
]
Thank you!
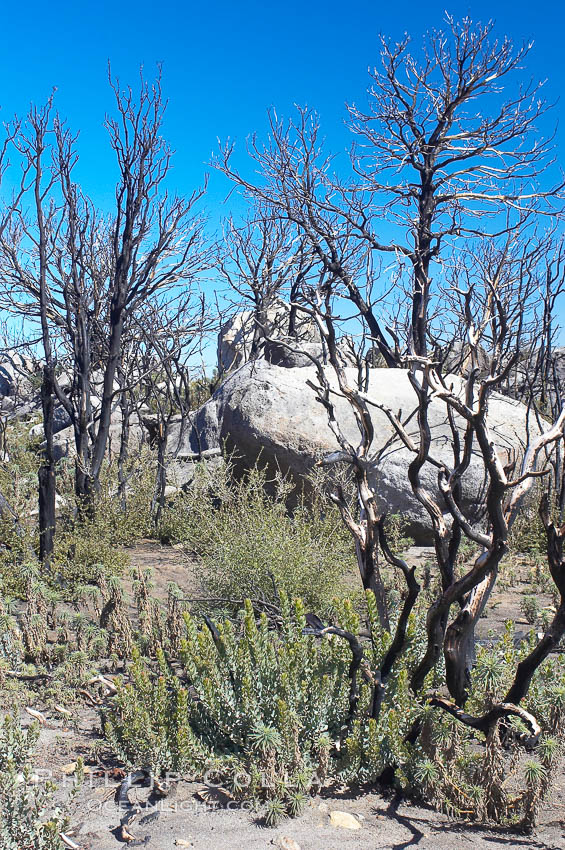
[
  {"left": 273, "top": 837, "right": 301, "bottom": 850},
  {"left": 329, "top": 810, "right": 362, "bottom": 830}
]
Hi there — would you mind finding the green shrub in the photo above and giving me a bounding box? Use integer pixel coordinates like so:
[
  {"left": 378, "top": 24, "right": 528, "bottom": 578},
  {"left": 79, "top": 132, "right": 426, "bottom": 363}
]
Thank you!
[
  {"left": 0, "top": 420, "right": 156, "bottom": 589},
  {"left": 49, "top": 446, "right": 159, "bottom": 585},
  {"left": 52, "top": 527, "right": 129, "bottom": 586},
  {"left": 0, "top": 420, "right": 42, "bottom": 586},
  {"left": 0, "top": 594, "right": 23, "bottom": 665},
  {"left": 95, "top": 445, "right": 156, "bottom": 543},
  {"left": 380, "top": 512, "right": 414, "bottom": 556},
  {"left": 104, "top": 594, "right": 351, "bottom": 814},
  {"left": 520, "top": 595, "right": 540, "bottom": 625},
  {"left": 159, "top": 463, "right": 356, "bottom": 615},
  {"left": 0, "top": 518, "right": 35, "bottom": 595},
  {"left": 0, "top": 420, "right": 43, "bottom": 518},
  {"left": 104, "top": 590, "right": 425, "bottom": 818},
  {"left": 0, "top": 714, "right": 81, "bottom": 849},
  {"left": 103, "top": 597, "right": 565, "bottom": 827}
]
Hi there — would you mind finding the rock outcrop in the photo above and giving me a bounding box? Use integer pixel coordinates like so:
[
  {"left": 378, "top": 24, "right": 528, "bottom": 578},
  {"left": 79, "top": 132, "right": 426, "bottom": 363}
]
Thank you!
[
  {"left": 217, "top": 302, "right": 319, "bottom": 374},
  {"left": 174, "top": 359, "right": 541, "bottom": 540},
  {"left": 0, "top": 352, "right": 39, "bottom": 408}
]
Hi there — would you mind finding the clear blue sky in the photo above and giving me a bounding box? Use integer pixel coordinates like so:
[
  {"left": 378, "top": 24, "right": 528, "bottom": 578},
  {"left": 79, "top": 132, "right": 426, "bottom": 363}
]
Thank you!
[
  {"left": 1, "top": 0, "right": 563, "bottom": 220},
  {"left": 1, "top": 0, "right": 564, "bottom": 360}
]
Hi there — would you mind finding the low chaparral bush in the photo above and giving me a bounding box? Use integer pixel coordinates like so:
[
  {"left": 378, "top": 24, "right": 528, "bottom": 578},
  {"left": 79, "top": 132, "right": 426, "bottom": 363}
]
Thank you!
[
  {"left": 158, "top": 462, "right": 358, "bottom": 615},
  {"left": 103, "top": 591, "right": 565, "bottom": 827},
  {"left": 0, "top": 714, "right": 82, "bottom": 850}
]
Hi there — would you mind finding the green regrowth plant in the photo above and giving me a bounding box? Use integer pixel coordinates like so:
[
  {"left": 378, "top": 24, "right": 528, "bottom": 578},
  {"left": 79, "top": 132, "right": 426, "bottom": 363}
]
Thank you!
[
  {"left": 104, "top": 593, "right": 353, "bottom": 815},
  {"left": 159, "top": 462, "right": 356, "bottom": 614},
  {"left": 103, "top": 597, "right": 565, "bottom": 827},
  {"left": 0, "top": 714, "right": 82, "bottom": 850},
  {"left": 520, "top": 595, "right": 540, "bottom": 625},
  {"left": 50, "top": 449, "right": 158, "bottom": 585}
]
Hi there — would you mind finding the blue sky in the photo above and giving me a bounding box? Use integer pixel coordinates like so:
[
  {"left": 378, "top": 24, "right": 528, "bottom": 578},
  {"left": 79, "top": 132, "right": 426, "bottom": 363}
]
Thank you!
[
  {"left": 1, "top": 0, "right": 564, "bottom": 359},
  {"left": 1, "top": 0, "right": 563, "bottom": 219}
]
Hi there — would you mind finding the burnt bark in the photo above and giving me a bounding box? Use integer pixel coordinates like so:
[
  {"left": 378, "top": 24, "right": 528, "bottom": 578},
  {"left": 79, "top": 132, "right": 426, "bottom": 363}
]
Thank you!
[
  {"left": 505, "top": 495, "right": 565, "bottom": 704},
  {"left": 371, "top": 517, "right": 420, "bottom": 720},
  {"left": 38, "top": 364, "right": 56, "bottom": 565}
]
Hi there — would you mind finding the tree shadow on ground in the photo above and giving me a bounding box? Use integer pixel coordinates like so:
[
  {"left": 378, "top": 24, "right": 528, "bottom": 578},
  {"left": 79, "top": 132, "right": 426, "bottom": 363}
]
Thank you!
[{"left": 373, "top": 792, "right": 553, "bottom": 850}]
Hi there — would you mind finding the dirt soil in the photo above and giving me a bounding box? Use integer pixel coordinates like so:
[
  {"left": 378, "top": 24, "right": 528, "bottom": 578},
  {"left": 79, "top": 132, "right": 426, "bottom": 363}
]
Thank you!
[
  {"left": 18, "top": 541, "right": 565, "bottom": 850},
  {"left": 30, "top": 712, "right": 565, "bottom": 850}
]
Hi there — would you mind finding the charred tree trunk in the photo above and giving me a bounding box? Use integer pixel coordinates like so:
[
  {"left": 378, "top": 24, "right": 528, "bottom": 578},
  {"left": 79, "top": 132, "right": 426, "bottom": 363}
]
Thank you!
[
  {"left": 151, "top": 426, "right": 167, "bottom": 527},
  {"left": 250, "top": 300, "right": 268, "bottom": 361},
  {"left": 38, "top": 364, "right": 56, "bottom": 566},
  {"left": 88, "top": 303, "right": 125, "bottom": 505},
  {"left": 117, "top": 385, "right": 130, "bottom": 512},
  {"left": 73, "top": 381, "right": 94, "bottom": 513},
  {"left": 411, "top": 173, "right": 434, "bottom": 358},
  {"left": 72, "top": 318, "right": 94, "bottom": 507},
  {"left": 355, "top": 532, "right": 390, "bottom": 630},
  {"left": 443, "top": 563, "right": 501, "bottom": 705},
  {"left": 505, "top": 495, "right": 565, "bottom": 704}
]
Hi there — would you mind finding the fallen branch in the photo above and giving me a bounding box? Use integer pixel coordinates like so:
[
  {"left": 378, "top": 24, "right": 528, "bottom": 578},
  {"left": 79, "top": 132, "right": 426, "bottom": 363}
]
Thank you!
[{"left": 6, "top": 670, "right": 54, "bottom": 681}]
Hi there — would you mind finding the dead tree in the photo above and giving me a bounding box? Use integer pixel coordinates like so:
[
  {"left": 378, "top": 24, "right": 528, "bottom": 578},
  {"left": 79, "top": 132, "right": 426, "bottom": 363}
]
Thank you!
[
  {"left": 0, "top": 71, "right": 209, "bottom": 557},
  {"left": 129, "top": 295, "right": 210, "bottom": 525},
  {"left": 216, "top": 17, "right": 561, "bottom": 366},
  {"left": 218, "top": 16, "right": 565, "bottom": 745},
  {"left": 215, "top": 108, "right": 400, "bottom": 368},
  {"left": 346, "top": 16, "right": 562, "bottom": 357},
  {"left": 217, "top": 212, "right": 314, "bottom": 370},
  {"left": 78, "top": 69, "right": 209, "bottom": 508},
  {"left": 0, "top": 101, "right": 61, "bottom": 565}
]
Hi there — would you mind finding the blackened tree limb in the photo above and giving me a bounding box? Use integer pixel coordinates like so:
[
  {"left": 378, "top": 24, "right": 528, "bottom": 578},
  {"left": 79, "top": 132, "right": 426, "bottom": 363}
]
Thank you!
[
  {"left": 429, "top": 696, "right": 541, "bottom": 748},
  {"left": 377, "top": 517, "right": 420, "bottom": 681},
  {"left": 505, "top": 494, "right": 565, "bottom": 705},
  {"left": 372, "top": 516, "right": 420, "bottom": 720},
  {"left": 303, "top": 621, "right": 363, "bottom": 732}
]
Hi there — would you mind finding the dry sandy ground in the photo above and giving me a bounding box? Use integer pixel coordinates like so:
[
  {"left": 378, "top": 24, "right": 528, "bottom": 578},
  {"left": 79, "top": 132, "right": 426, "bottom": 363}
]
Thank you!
[
  {"left": 30, "top": 709, "right": 565, "bottom": 850},
  {"left": 18, "top": 541, "right": 565, "bottom": 849},
  {"left": 61, "top": 787, "right": 565, "bottom": 850},
  {"left": 32, "top": 718, "right": 565, "bottom": 850},
  {"left": 125, "top": 540, "right": 558, "bottom": 641}
]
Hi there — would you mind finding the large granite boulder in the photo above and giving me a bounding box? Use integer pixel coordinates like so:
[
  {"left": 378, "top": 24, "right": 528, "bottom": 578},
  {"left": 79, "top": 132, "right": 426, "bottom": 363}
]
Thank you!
[
  {"left": 174, "top": 359, "right": 542, "bottom": 541},
  {"left": 217, "top": 302, "right": 319, "bottom": 374},
  {"left": 0, "top": 352, "right": 38, "bottom": 400}
]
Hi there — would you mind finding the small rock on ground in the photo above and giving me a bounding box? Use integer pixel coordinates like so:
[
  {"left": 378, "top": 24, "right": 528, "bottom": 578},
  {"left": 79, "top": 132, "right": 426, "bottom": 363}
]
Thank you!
[
  {"left": 329, "top": 811, "right": 362, "bottom": 830},
  {"left": 273, "top": 837, "right": 301, "bottom": 850}
]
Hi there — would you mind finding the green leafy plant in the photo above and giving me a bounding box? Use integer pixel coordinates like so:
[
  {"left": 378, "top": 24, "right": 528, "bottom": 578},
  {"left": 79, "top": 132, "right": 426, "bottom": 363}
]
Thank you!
[
  {"left": 159, "top": 462, "right": 356, "bottom": 614},
  {"left": 104, "top": 589, "right": 422, "bottom": 812},
  {"left": 520, "top": 595, "right": 540, "bottom": 625},
  {"left": 0, "top": 714, "right": 81, "bottom": 850},
  {"left": 103, "top": 597, "right": 565, "bottom": 828},
  {"left": 104, "top": 593, "right": 350, "bottom": 816}
]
